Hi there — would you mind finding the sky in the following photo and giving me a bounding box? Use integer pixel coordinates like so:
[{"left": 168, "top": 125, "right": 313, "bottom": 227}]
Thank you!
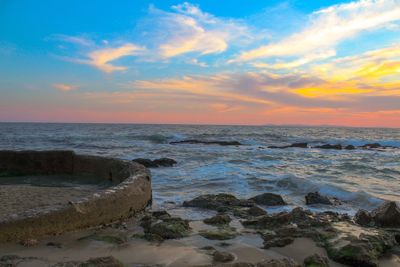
[{"left": 1, "top": 0, "right": 400, "bottom": 127}]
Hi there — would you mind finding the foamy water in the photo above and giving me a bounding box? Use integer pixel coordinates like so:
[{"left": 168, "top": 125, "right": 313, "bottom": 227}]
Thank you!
[{"left": 1, "top": 123, "right": 399, "bottom": 215}]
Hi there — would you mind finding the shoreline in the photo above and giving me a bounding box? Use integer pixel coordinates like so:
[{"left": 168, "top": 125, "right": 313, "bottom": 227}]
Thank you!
[{"left": 1, "top": 193, "right": 399, "bottom": 267}]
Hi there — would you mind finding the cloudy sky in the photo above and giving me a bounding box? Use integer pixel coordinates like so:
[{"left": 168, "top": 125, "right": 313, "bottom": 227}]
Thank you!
[{"left": 1, "top": 0, "right": 400, "bottom": 127}]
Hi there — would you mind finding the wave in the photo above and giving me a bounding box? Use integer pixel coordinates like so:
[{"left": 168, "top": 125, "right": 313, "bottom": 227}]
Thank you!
[{"left": 273, "top": 175, "right": 384, "bottom": 211}]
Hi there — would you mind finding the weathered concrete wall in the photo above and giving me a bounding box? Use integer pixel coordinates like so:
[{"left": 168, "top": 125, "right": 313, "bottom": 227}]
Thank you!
[{"left": 0, "top": 150, "right": 152, "bottom": 242}]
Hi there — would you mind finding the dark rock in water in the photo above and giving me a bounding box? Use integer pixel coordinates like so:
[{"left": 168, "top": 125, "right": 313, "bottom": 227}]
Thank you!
[
  {"left": 344, "top": 145, "right": 356, "bottom": 150},
  {"left": 170, "top": 140, "right": 242, "bottom": 146},
  {"left": 303, "top": 254, "right": 329, "bottom": 267},
  {"left": 371, "top": 201, "right": 400, "bottom": 228},
  {"left": 132, "top": 158, "right": 177, "bottom": 168},
  {"left": 354, "top": 209, "right": 373, "bottom": 226},
  {"left": 204, "top": 214, "right": 232, "bottom": 225},
  {"left": 290, "top": 142, "right": 308, "bottom": 148},
  {"left": 183, "top": 193, "right": 253, "bottom": 211},
  {"left": 268, "top": 143, "right": 308, "bottom": 149},
  {"left": 305, "top": 192, "right": 334, "bottom": 205},
  {"left": 362, "top": 143, "right": 382, "bottom": 149},
  {"left": 250, "top": 193, "right": 286, "bottom": 206},
  {"left": 82, "top": 256, "right": 124, "bottom": 267},
  {"left": 315, "top": 144, "right": 342, "bottom": 150},
  {"left": 140, "top": 210, "right": 191, "bottom": 241},
  {"left": 132, "top": 158, "right": 154, "bottom": 167},
  {"left": 213, "top": 251, "right": 235, "bottom": 262},
  {"left": 327, "top": 232, "right": 397, "bottom": 267},
  {"left": 153, "top": 158, "right": 177, "bottom": 167}
]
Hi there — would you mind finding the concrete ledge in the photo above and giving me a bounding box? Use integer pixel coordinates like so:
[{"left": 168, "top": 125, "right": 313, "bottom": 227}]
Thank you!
[{"left": 0, "top": 150, "right": 152, "bottom": 242}]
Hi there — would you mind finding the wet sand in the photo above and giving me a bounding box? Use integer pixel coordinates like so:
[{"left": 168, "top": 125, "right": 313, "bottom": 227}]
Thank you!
[{"left": 1, "top": 211, "right": 399, "bottom": 267}]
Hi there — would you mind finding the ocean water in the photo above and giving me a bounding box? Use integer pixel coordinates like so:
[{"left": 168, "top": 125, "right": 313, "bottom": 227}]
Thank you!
[{"left": 1, "top": 123, "right": 399, "bottom": 215}]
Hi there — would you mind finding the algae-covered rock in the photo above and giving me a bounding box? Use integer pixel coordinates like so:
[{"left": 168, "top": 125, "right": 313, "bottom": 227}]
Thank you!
[
  {"left": 303, "top": 254, "right": 329, "bottom": 267},
  {"left": 204, "top": 214, "right": 232, "bottom": 225},
  {"left": 80, "top": 256, "right": 124, "bottom": 267},
  {"left": 263, "top": 236, "right": 294, "bottom": 249},
  {"left": 183, "top": 193, "right": 253, "bottom": 212},
  {"left": 213, "top": 250, "right": 235, "bottom": 262},
  {"left": 200, "top": 227, "right": 238, "bottom": 240},
  {"left": 148, "top": 219, "right": 190, "bottom": 239},
  {"left": 78, "top": 234, "right": 126, "bottom": 245},
  {"left": 326, "top": 232, "right": 397, "bottom": 267},
  {"left": 256, "top": 258, "right": 301, "bottom": 267},
  {"left": 140, "top": 210, "right": 191, "bottom": 241},
  {"left": 249, "top": 193, "right": 286, "bottom": 206}
]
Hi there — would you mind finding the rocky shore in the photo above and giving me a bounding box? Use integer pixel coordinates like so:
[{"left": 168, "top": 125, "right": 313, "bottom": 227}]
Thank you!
[{"left": 1, "top": 191, "right": 399, "bottom": 267}]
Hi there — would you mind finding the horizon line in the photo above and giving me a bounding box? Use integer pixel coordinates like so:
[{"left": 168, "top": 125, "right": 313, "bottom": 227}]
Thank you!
[{"left": 0, "top": 120, "right": 399, "bottom": 129}]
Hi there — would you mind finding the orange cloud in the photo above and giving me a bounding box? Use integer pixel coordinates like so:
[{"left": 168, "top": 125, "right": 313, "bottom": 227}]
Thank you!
[{"left": 52, "top": 83, "right": 79, "bottom": 92}]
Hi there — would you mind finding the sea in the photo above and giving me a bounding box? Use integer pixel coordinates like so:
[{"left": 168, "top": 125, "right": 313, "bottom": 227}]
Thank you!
[{"left": 1, "top": 122, "right": 399, "bottom": 215}]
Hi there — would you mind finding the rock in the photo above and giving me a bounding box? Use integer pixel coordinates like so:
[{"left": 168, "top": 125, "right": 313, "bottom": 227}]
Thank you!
[
  {"left": 46, "top": 241, "right": 63, "bottom": 248},
  {"left": 256, "top": 258, "right": 301, "bottom": 267},
  {"left": 344, "top": 145, "right": 355, "bottom": 150},
  {"left": 170, "top": 140, "right": 242, "bottom": 146},
  {"left": 263, "top": 236, "right": 294, "bottom": 248},
  {"left": 362, "top": 143, "right": 382, "bottom": 149},
  {"left": 354, "top": 209, "right": 373, "bottom": 226},
  {"left": 305, "top": 192, "right": 333, "bottom": 205},
  {"left": 200, "top": 227, "right": 237, "bottom": 240},
  {"left": 290, "top": 143, "right": 308, "bottom": 148},
  {"left": 152, "top": 158, "right": 177, "bottom": 167},
  {"left": 250, "top": 193, "right": 286, "bottom": 206},
  {"left": 242, "top": 208, "right": 333, "bottom": 231},
  {"left": 146, "top": 218, "right": 190, "bottom": 240},
  {"left": 315, "top": 144, "right": 342, "bottom": 150},
  {"left": 268, "top": 143, "right": 308, "bottom": 149},
  {"left": 204, "top": 214, "right": 232, "bottom": 225},
  {"left": 196, "top": 258, "right": 300, "bottom": 267},
  {"left": 327, "top": 232, "right": 397, "bottom": 267},
  {"left": 132, "top": 158, "right": 177, "bottom": 168},
  {"left": 183, "top": 194, "right": 253, "bottom": 211},
  {"left": 0, "top": 255, "right": 41, "bottom": 266},
  {"left": 303, "top": 254, "right": 329, "bottom": 267},
  {"left": 371, "top": 201, "right": 400, "bottom": 228},
  {"left": 82, "top": 256, "right": 124, "bottom": 267},
  {"left": 247, "top": 206, "right": 268, "bottom": 217},
  {"left": 78, "top": 234, "right": 126, "bottom": 245},
  {"left": 140, "top": 211, "right": 191, "bottom": 241},
  {"left": 213, "top": 251, "right": 235, "bottom": 262},
  {"left": 20, "top": 238, "right": 38, "bottom": 247}
]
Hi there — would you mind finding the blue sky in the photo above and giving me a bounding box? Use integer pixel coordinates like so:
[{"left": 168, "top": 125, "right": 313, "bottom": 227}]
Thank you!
[{"left": 1, "top": 0, "right": 400, "bottom": 126}]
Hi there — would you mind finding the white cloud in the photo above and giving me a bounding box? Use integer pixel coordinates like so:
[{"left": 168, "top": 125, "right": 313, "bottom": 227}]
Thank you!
[
  {"left": 234, "top": 0, "right": 400, "bottom": 62},
  {"left": 151, "top": 2, "right": 249, "bottom": 58}
]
